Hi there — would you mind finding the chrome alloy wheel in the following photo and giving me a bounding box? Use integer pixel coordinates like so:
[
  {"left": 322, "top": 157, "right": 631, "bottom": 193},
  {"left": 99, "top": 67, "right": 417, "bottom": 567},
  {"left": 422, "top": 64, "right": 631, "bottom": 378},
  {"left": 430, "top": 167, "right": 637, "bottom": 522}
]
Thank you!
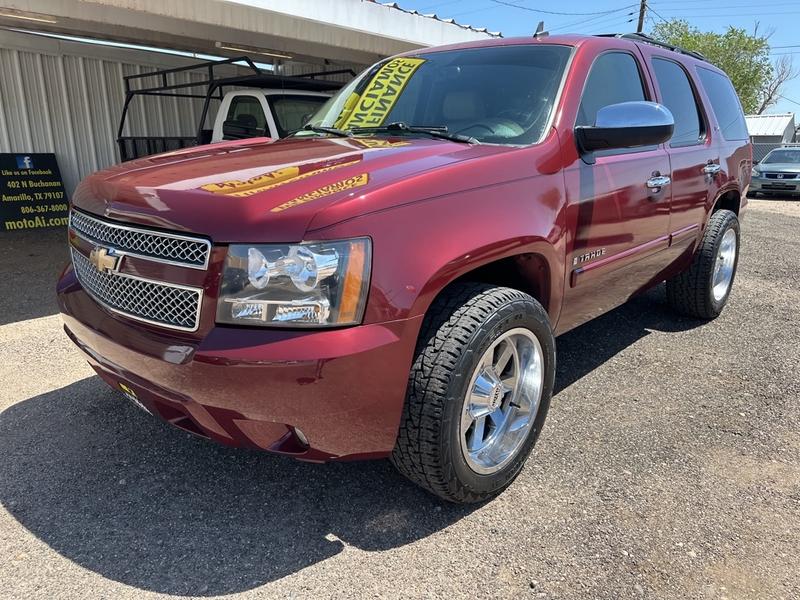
[
  {"left": 460, "top": 327, "right": 544, "bottom": 475},
  {"left": 712, "top": 228, "right": 737, "bottom": 302}
]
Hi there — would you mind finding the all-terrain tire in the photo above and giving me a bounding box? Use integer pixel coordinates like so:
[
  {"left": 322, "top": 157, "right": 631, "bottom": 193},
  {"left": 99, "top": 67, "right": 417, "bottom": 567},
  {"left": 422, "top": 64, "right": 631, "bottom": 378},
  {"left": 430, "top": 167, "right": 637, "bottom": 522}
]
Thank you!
[
  {"left": 666, "top": 209, "right": 740, "bottom": 319},
  {"left": 390, "top": 283, "right": 556, "bottom": 504}
]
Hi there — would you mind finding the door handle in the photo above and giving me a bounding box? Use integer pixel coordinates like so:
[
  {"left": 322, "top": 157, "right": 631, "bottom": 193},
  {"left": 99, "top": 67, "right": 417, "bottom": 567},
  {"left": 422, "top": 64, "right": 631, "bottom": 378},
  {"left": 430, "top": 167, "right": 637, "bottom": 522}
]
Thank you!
[
  {"left": 703, "top": 162, "right": 722, "bottom": 175},
  {"left": 646, "top": 175, "right": 671, "bottom": 190}
]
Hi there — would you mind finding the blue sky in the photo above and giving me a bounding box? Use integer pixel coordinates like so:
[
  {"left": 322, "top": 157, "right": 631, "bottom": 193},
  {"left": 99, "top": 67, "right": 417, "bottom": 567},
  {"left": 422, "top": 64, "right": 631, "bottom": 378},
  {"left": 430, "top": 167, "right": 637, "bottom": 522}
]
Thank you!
[{"left": 397, "top": 0, "right": 800, "bottom": 114}]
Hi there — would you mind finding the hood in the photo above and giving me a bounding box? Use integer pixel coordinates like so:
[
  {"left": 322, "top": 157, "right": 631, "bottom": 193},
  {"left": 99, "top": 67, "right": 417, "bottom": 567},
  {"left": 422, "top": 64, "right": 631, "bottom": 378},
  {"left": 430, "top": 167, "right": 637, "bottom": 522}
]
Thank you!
[
  {"left": 756, "top": 163, "right": 800, "bottom": 173},
  {"left": 73, "top": 136, "right": 513, "bottom": 242}
]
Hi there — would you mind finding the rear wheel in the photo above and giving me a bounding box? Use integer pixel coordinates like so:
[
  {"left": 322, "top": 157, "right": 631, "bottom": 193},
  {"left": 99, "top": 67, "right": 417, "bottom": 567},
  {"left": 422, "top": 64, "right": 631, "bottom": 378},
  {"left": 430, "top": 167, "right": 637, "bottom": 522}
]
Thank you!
[
  {"left": 391, "top": 283, "right": 555, "bottom": 503},
  {"left": 666, "top": 209, "right": 740, "bottom": 319}
]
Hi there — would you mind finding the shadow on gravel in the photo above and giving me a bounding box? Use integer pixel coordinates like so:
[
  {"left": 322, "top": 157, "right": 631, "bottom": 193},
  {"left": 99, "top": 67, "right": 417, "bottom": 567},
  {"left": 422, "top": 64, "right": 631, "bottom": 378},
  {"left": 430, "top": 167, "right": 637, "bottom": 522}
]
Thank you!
[
  {"left": 0, "top": 228, "right": 68, "bottom": 326},
  {"left": 1, "top": 286, "right": 705, "bottom": 595},
  {"left": 0, "top": 377, "right": 475, "bottom": 596},
  {"left": 554, "top": 285, "right": 704, "bottom": 393}
]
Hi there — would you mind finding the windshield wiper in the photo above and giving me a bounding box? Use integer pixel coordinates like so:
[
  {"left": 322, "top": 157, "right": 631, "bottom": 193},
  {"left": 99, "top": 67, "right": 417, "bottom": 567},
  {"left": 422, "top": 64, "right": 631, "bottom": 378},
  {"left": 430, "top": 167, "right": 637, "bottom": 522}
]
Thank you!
[
  {"left": 351, "top": 122, "right": 479, "bottom": 144},
  {"left": 294, "top": 124, "right": 352, "bottom": 138}
]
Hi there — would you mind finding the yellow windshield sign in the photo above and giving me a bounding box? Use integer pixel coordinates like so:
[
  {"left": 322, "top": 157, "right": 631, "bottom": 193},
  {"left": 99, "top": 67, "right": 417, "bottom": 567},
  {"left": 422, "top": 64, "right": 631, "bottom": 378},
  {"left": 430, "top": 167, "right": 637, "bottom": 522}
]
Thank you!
[{"left": 336, "top": 57, "right": 426, "bottom": 129}]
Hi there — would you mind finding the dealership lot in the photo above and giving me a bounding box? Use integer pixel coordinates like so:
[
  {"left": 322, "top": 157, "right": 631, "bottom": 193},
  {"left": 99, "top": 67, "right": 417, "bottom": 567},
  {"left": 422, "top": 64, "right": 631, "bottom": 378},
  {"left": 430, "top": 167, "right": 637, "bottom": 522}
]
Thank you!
[{"left": 1, "top": 200, "right": 798, "bottom": 599}]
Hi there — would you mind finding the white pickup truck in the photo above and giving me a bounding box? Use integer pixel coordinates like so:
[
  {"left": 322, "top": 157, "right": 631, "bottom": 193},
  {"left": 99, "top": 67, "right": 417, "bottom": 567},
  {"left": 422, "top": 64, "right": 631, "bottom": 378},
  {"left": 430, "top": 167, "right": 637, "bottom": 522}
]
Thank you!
[
  {"left": 209, "top": 88, "right": 331, "bottom": 143},
  {"left": 116, "top": 56, "right": 344, "bottom": 161}
]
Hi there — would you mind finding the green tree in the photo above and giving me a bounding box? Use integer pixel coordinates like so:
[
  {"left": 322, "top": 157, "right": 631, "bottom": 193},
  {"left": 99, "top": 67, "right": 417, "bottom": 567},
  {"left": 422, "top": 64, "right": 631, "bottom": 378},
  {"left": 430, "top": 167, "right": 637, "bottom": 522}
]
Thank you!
[{"left": 650, "top": 20, "right": 792, "bottom": 114}]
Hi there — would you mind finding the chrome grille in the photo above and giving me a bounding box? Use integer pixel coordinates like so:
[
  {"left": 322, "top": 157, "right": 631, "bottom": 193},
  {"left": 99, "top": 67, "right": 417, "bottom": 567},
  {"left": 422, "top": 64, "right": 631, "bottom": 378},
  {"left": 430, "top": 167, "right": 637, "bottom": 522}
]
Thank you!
[
  {"left": 71, "top": 248, "right": 202, "bottom": 331},
  {"left": 765, "top": 172, "right": 798, "bottom": 179},
  {"left": 70, "top": 210, "right": 211, "bottom": 269}
]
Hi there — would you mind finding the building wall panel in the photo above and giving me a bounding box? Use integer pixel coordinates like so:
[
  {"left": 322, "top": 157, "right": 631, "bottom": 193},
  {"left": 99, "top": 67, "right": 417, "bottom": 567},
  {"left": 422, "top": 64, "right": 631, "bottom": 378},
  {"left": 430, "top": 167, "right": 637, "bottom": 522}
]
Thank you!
[{"left": 0, "top": 31, "right": 234, "bottom": 197}]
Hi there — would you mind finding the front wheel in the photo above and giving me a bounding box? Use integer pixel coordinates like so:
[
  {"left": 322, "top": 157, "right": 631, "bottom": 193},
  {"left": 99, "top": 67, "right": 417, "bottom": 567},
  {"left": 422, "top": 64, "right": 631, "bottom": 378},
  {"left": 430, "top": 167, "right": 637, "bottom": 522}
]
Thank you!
[
  {"left": 666, "top": 209, "right": 740, "bottom": 319},
  {"left": 391, "top": 283, "right": 556, "bottom": 503}
]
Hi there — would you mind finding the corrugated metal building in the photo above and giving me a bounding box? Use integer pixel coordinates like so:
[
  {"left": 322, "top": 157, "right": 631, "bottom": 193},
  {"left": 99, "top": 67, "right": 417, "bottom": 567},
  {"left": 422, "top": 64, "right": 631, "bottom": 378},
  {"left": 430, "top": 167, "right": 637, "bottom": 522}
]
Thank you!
[
  {"left": 0, "top": 29, "right": 238, "bottom": 196},
  {"left": 745, "top": 113, "right": 796, "bottom": 143},
  {"left": 745, "top": 113, "right": 797, "bottom": 162}
]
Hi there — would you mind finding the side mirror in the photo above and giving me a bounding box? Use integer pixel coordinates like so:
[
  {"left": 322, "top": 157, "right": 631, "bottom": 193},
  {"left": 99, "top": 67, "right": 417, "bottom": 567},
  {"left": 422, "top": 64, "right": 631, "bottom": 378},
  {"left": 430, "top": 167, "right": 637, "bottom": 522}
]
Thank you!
[{"left": 575, "top": 101, "right": 674, "bottom": 157}]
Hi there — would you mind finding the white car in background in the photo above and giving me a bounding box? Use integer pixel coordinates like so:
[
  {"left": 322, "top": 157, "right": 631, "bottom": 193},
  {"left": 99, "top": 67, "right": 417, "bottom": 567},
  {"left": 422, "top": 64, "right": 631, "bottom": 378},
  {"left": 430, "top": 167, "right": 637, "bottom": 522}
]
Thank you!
[
  {"left": 749, "top": 146, "right": 800, "bottom": 199},
  {"left": 210, "top": 89, "right": 331, "bottom": 143}
]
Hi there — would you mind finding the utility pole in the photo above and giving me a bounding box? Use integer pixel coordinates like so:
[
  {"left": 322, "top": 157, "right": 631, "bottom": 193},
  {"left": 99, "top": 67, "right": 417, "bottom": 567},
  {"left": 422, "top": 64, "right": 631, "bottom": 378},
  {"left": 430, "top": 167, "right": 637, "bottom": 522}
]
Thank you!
[{"left": 636, "top": 0, "right": 647, "bottom": 33}]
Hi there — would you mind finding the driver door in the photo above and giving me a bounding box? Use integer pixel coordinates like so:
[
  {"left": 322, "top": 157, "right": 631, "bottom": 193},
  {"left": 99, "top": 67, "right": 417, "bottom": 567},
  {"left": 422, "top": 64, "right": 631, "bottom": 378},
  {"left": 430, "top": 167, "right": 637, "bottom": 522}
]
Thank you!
[{"left": 558, "top": 50, "right": 672, "bottom": 332}]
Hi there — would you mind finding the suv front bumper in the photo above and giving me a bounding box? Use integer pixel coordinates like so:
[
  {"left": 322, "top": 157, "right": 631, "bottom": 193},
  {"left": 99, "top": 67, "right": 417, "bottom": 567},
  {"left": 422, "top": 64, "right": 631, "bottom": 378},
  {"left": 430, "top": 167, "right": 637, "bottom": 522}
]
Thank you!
[{"left": 57, "top": 265, "right": 421, "bottom": 461}]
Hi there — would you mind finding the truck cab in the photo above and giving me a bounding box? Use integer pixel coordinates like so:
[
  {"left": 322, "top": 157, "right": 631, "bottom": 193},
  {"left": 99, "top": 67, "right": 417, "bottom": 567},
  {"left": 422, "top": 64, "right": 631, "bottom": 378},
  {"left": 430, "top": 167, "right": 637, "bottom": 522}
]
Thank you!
[
  {"left": 210, "top": 89, "right": 331, "bottom": 142},
  {"left": 115, "top": 56, "right": 346, "bottom": 161}
]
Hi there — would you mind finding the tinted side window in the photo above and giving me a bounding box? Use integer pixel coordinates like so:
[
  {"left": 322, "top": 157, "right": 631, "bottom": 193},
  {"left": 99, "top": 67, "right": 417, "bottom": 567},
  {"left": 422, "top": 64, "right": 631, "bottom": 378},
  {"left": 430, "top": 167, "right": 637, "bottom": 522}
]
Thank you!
[
  {"left": 696, "top": 67, "right": 748, "bottom": 141},
  {"left": 226, "top": 96, "right": 267, "bottom": 131},
  {"left": 652, "top": 58, "right": 703, "bottom": 146},
  {"left": 578, "top": 52, "right": 646, "bottom": 126}
]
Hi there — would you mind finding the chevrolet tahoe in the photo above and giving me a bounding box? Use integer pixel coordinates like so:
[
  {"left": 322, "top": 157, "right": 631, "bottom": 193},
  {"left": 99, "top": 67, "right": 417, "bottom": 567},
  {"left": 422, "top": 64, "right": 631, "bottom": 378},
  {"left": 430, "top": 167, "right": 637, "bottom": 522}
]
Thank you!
[{"left": 57, "top": 33, "right": 751, "bottom": 503}]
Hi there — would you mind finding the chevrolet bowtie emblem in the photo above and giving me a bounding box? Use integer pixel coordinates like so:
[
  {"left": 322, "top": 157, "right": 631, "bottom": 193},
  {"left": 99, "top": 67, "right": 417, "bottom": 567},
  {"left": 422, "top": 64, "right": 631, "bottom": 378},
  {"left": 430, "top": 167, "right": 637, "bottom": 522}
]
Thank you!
[{"left": 89, "top": 246, "right": 120, "bottom": 273}]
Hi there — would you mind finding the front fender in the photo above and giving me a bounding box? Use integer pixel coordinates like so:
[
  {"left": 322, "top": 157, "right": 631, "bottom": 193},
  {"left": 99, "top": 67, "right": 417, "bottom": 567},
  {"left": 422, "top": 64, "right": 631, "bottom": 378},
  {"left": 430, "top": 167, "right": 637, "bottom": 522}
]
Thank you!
[
  {"left": 314, "top": 170, "right": 568, "bottom": 326},
  {"left": 407, "top": 235, "right": 564, "bottom": 324}
]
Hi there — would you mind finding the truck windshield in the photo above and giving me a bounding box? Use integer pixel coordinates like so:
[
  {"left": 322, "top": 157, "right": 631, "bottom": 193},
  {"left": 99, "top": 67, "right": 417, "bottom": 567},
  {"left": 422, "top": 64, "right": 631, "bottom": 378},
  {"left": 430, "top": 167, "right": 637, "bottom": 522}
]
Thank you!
[
  {"left": 300, "top": 44, "right": 572, "bottom": 146},
  {"left": 268, "top": 95, "right": 330, "bottom": 138},
  {"left": 762, "top": 149, "right": 800, "bottom": 164}
]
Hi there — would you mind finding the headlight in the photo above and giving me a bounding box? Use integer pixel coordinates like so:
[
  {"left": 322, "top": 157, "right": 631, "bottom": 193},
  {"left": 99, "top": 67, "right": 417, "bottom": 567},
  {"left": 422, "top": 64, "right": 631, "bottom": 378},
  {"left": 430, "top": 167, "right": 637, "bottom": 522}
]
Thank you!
[
  {"left": 217, "top": 238, "right": 371, "bottom": 327},
  {"left": 751, "top": 167, "right": 759, "bottom": 177}
]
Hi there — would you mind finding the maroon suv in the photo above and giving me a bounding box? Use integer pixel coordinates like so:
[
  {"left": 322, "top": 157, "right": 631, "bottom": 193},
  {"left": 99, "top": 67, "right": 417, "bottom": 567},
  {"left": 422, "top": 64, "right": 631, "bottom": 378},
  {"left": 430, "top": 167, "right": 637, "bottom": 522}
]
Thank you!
[{"left": 58, "top": 33, "right": 750, "bottom": 503}]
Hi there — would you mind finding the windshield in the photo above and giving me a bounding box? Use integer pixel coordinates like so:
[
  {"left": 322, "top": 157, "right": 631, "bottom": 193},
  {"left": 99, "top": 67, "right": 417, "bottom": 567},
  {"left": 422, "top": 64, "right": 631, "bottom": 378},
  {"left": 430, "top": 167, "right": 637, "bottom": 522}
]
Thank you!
[
  {"left": 267, "top": 95, "right": 330, "bottom": 137},
  {"left": 301, "top": 44, "right": 572, "bottom": 145},
  {"left": 762, "top": 149, "right": 800, "bottom": 164}
]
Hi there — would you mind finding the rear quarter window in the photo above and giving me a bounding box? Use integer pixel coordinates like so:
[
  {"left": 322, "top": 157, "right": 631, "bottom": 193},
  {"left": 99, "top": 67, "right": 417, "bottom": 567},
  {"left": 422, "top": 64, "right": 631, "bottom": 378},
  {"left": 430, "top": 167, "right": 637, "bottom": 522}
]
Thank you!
[{"left": 696, "top": 67, "right": 748, "bottom": 141}]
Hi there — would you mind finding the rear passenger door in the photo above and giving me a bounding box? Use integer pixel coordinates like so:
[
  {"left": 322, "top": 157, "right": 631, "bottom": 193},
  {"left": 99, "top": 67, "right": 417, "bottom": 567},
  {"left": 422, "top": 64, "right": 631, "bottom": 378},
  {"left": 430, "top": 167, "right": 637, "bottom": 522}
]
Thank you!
[
  {"left": 559, "top": 50, "right": 672, "bottom": 330},
  {"left": 642, "top": 48, "right": 722, "bottom": 251},
  {"left": 693, "top": 67, "right": 751, "bottom": 210}
]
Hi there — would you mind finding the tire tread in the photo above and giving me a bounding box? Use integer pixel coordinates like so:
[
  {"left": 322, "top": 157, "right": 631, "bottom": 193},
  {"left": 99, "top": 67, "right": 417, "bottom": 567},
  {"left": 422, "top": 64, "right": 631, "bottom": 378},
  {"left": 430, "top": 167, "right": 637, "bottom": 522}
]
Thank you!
[
  {"left": 666, "top": 209, "right": 739, "bottom": 319},
  {"left": 391, "top": 283, "right": 549, "bottom": 503}
]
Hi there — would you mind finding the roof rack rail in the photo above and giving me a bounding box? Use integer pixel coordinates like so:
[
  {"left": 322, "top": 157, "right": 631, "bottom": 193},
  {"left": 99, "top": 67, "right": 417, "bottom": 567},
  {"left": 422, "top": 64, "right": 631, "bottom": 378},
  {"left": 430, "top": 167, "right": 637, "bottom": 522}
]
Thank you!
[
  {"left": 595, "top": 32, "right": 707, "bottom": 62},
  {"left": 121, "top": 56, "right": 349, "bottom": 95},
  {"left": 116, "top": 55, "right": 351, "bottom": 161}
]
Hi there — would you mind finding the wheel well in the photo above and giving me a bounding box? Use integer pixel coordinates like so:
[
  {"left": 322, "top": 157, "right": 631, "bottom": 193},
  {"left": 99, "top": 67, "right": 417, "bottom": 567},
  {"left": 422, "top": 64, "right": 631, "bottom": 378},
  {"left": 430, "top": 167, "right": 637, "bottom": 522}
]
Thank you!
[
  {"left": 446, "top": 253, "right": 551, "bottom": 313},
  {"left": 713, "top": 190, "right": 740, "bottom": 215}
]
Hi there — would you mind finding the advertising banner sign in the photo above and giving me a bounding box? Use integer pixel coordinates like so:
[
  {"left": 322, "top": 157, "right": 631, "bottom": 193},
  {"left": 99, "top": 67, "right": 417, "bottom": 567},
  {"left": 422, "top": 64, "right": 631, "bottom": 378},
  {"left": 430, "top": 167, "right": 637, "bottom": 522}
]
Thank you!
[{"left": 1, "top": 153, "right": 68, "bottom": 232}]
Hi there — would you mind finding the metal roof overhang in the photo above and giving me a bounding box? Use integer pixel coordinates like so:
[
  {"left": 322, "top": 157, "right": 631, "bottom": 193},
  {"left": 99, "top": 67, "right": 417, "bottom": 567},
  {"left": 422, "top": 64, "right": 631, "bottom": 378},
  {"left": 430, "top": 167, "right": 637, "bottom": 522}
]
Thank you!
[
  {"left": 0, "top": 0, "right": 497, "bottom": 68},
  {"left": 745, "top": 113, "right": 795, "bottom": 138}
]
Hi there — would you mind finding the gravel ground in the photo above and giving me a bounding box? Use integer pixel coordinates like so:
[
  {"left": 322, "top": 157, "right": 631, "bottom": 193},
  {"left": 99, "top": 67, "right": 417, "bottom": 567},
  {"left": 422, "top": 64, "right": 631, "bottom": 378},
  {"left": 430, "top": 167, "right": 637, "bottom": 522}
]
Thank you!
[{"left": 1, "top": 200, "right": 798, "bottom": 600}]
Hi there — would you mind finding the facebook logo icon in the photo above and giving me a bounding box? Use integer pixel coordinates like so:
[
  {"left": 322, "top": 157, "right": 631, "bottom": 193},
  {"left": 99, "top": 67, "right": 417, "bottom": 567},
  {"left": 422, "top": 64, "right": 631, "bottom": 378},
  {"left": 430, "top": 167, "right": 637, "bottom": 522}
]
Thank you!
[{"left": 16, "top": 155, "right": 33, "bottom": 169}]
